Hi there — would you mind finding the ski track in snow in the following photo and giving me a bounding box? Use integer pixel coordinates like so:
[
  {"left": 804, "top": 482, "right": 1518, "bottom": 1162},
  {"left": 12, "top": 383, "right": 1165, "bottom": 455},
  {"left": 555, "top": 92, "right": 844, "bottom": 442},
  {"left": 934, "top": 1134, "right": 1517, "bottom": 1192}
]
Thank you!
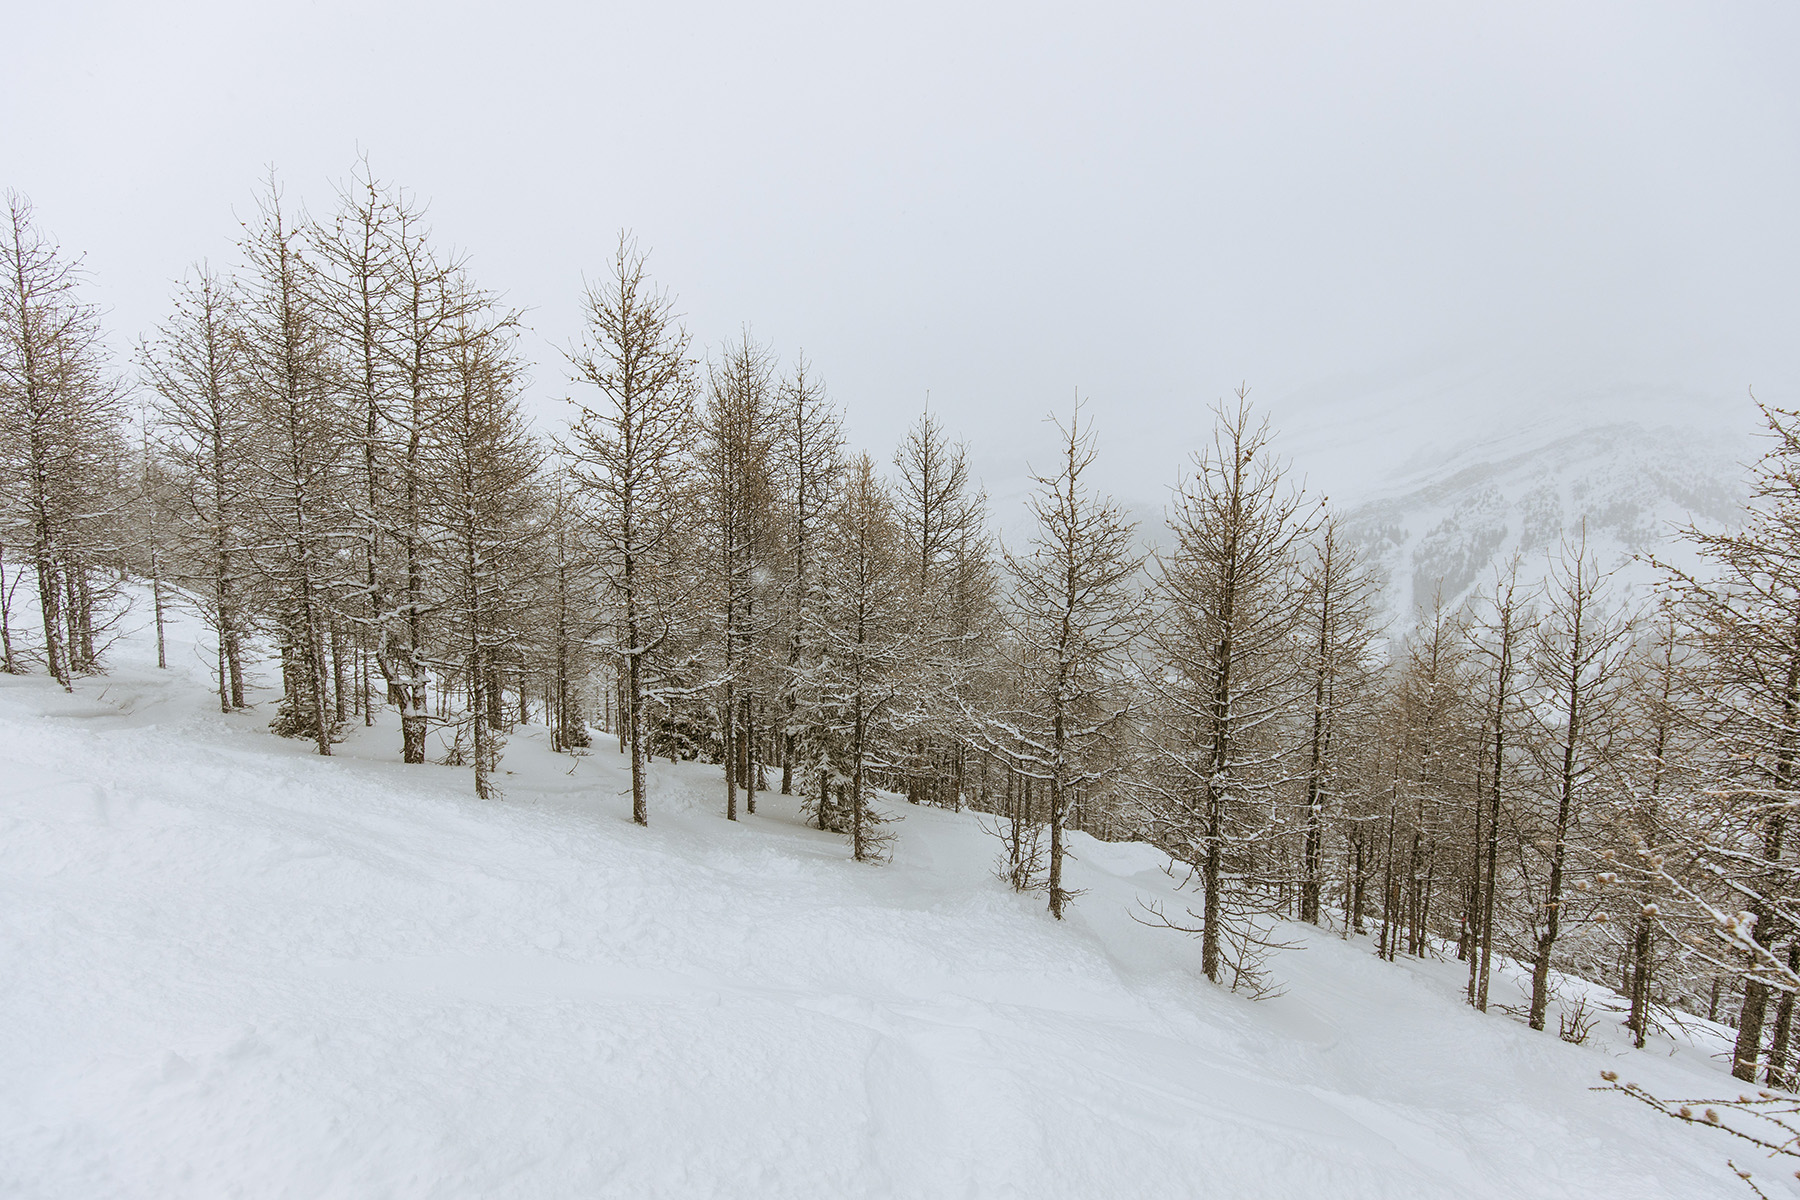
[{"left": 0, "top": 603, "right": 1782, "bottom": 1198}]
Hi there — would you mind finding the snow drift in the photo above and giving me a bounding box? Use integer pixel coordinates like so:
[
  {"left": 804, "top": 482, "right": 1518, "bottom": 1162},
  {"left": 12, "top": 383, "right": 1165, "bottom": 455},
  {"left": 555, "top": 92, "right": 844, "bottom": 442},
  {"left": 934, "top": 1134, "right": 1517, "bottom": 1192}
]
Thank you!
[{"left": 0, "top": 604, "right": 1775, "bottom": 1198}]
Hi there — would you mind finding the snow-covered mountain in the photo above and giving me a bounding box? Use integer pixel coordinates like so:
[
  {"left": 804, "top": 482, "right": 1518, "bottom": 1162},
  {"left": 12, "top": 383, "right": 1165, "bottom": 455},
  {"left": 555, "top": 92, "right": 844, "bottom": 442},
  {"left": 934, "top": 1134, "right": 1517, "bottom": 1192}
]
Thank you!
[
  {"left": 1339, "top": 419, "right": 1750, "bottom": 625},
  {"left": 1063, "top": 375, "right": 1765, "bottom": 630},
  {"left": 1272, "top": 370, "right": 1764, "bottom": 626}
]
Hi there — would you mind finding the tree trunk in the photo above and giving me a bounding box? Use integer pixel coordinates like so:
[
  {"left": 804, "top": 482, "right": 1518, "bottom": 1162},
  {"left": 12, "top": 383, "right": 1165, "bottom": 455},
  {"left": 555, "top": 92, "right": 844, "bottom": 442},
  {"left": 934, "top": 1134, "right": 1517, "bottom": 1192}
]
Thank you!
[
  {"left": 852, "top": 702, "right": 867, "bottom": 861},
  {"left": 1047, "top": 708, "right": 1068, "bottom": 919},
  {"left": 742, "top": 697, "right": 757, "bottom": 815},
  {"left": 36, "top": 548, "right": 67, "bottom": 689},
  {"left": 0, "top": 541, "right": 17, "bottom": 675},
  {"left": 216, "top": 626, "right": 231, "bottom": 713},
  {"left": 724, "top": 680, "right": 738, "bottom": 821},
  {"left": 1737, "top": 978, "right": 1774, "bottom": 1082},
  {"left": 331, "top": 622, "right": 348, "bottom": 726},
  {"left": 1768, "top": 941, "right": 1800, "bottom": 1089},
  {"left": 1476, "top": 754, "right": 1503, "bottom": 1010},
  {"left": 1201, "top": 782, "right": 1223, "bottom": 980},
  {"left": 1735, "top": 810, "right": 1790, "bottom": 1081},
  {"left": 150, "top": 542, "right": 168, "bottom": 670},
  {"left": 1629, "top": 911, "right": 1653, "bottom": 1049},
  {"left": 472, "top": 656, "right": 494, "bottom": 800},
  {"left": 69, "top": 566, "right": 95, "bottom": 672},
  {"left": 627, "top": 592, "right": 647, "bottom": 826}
]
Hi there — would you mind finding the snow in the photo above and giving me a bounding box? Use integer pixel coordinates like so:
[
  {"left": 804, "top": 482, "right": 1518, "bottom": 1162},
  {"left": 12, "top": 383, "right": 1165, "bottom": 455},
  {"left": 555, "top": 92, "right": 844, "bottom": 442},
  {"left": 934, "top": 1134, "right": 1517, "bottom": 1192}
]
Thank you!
[{"left": 0, "top": 600, "right": 1784, "bottom": 1197}]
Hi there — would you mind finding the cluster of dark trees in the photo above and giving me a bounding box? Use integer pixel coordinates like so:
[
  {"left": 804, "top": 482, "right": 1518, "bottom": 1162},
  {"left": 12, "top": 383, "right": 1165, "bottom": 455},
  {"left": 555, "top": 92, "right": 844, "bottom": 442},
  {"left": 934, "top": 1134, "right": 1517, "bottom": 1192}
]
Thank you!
[{"left": 6, "top": 172, "right": 1800, "bottom": 1082}]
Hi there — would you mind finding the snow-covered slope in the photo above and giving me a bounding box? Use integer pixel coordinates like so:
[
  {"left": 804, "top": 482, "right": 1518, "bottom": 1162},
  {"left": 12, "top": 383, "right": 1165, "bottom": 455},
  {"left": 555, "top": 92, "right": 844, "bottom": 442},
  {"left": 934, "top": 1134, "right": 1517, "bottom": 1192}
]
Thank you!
[
  {"left": 0, "top": 607, "right": 1776, "bottom": 1197},
  {"left": 1340, "top": 419, "right": 1749, "bottom": 623},
  {"left": 1280, "top": 376, "right": 1762, "bottom": 626}
]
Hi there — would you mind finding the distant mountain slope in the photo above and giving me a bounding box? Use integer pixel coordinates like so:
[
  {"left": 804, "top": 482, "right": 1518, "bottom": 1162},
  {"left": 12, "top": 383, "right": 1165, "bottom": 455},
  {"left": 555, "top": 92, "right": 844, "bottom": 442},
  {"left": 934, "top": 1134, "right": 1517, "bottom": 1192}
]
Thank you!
[
  {"left": 1340, "top": 421, "right": 1750, "bottom": 624},
  {"left": 1095, "top": 411, "right": 1752, "bottom": 632}
]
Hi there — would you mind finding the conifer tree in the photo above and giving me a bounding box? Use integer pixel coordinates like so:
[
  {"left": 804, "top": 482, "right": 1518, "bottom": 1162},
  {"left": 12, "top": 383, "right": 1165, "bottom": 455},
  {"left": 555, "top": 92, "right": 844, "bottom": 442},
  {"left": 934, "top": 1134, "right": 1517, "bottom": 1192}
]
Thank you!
[
  {"left": 237, "top": 180, "right": 346, "bottom": 754},
  {"left": 310, "top": 160, "right": 403, "bottom": 727},
  {"left": 424, "top": 304, "right": 541, "bottom": 798},
  {"left": 1144, "top": 394, "right": 1311, "bottom": 979},
  {"left": 310, "top": 165, "right": 475, "bottom": 759},
  {"left": 810, "top": 453, "right": 911, "bottom": 860},
  {"left": 1296, "top": 518, "right": 1382, "bottom": 925},
  {"left": 1602, "top": 608, "right": 1691, "bottom": 1048},
  {"left": 768, "top": 354, "right": 845, "bottom": 803},
  {"left": 893, "top": 407, "right": 996, "bottom": 808},
  {"left": 1374, "top": 591, "right": 1478, "bottom": 961},
  {"left": 1519, "top": 530, "right": 1634, "bottom": 1031},
  {"left": 1363, "top": 591, "right": 1476, "bottom": 959},
  {"left": 540, "top": 476, "right": 604, "bottom": 754},
  {"left": 1467, "top": 560, "right": 1535, "bottom": 1010},
  {"left": 0, "top": 191, "right": 129, "bottom": 689},
  {"left": 140, "top": 266, "right": 256, "bottom": 710},
  {"left": 566, "top": 234, "right": 699, "bottom": 824},
  {"left": 1653, "top": 403, "right": 1800, "bottom": 1080},
  {"left": 702, "top": 333, "right": 779, "bottom": 820},
  {"left": 994, "top": 403, "right": 1142, "bottom": 918}
]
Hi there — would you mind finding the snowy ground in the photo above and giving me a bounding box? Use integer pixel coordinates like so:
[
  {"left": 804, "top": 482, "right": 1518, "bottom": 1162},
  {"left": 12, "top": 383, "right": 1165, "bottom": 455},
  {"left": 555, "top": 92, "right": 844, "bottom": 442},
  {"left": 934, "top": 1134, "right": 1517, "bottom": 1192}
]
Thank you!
[{"left": 0, "top": 603, "right": 1787, "bottom": 1197}]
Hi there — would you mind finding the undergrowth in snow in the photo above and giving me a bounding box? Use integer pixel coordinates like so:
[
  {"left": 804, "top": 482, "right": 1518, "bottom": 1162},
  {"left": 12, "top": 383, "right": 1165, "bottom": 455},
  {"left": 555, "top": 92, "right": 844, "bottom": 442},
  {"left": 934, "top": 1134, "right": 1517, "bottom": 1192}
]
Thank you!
[{"left": 0, "top": 601, "right": 1783, "bottom": 1197}]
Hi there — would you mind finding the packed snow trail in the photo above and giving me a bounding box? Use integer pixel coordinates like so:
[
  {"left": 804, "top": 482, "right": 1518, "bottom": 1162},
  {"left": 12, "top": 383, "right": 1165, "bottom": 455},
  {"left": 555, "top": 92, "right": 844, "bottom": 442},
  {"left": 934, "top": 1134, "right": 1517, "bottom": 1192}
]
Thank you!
[{"left": 0, "top": 609, "right": 1774, "bottom": 1197}]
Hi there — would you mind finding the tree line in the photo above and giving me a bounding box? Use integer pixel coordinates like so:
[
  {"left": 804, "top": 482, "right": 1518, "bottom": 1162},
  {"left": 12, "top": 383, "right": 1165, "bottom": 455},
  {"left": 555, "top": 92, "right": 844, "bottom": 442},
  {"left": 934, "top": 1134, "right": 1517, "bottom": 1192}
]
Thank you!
[{"left": 6, "top": 171, "right": 1800, "bottom": 1082}]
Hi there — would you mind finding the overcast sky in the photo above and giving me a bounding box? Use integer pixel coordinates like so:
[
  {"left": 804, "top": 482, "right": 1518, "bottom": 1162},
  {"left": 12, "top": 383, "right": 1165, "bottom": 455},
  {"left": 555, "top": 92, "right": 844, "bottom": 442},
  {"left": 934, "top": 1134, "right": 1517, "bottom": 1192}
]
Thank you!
[{"left": 6, "top": 0, "right": 1797, "bottom": 512}]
